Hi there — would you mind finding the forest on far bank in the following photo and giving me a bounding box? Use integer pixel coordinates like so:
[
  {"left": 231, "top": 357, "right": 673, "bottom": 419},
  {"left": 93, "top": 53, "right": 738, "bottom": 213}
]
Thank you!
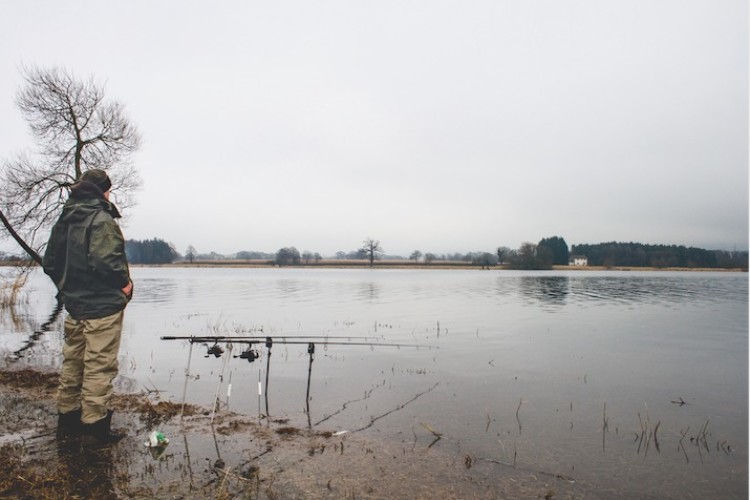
[
  {"left": 0, "top": 236, "right": 745, "bottom": 270},
  {"left": 569, "top": 242, "right": 747, "bottom": 269},
  {"left": 105, "top": 237, "right": 747, "bottom": 271}
]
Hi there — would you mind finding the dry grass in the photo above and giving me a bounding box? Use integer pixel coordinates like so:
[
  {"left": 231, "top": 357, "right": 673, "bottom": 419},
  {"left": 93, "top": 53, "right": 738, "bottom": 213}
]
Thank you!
[{"left": 0, "top": 272, "right": 29, "bottom": 309}]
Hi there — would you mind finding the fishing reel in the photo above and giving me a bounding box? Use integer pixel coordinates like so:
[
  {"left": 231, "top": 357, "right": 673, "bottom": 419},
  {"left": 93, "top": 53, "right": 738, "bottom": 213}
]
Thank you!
[
  {"left": 236, "top": 346, "right": 260, "bottom": 363},
  {"left": 205, "top": 343, "right": 224, "bottom": 358}
]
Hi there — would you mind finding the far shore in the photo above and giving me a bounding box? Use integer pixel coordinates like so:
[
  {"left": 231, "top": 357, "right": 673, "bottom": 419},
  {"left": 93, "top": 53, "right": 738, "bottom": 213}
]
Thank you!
[
  {"left": 0, "top": 259, "right": 745, "bottom": 272},
  {"left": 133, "top": 259, "right": 746, "bottom": 272}
]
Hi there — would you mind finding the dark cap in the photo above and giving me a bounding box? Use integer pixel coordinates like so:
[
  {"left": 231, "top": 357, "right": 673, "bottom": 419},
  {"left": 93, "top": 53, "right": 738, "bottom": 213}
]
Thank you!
[{"left": 80, "top": 169, "right": 112, "bottom": 193}]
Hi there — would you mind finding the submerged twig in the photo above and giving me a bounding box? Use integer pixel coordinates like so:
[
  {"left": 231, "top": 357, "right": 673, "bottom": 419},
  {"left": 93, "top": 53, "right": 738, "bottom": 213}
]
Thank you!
[
  {"left": 694, "top": 417, "right": 711, "bottom": 463},
  {"left": 315, "top": 380, "right": 385, "bottom": 427},
  {"left": 602, "top": 402, "right": 609, "bottom": 452},
  {"left": 420, "top": 422, "right": 442, "bottom": 438},
  {"left": 420, "top": 422, "right": 443, "bottom": 448},
  {"left": 480, "top": 455, "right": 575, "bottom": 484},
  {"left": 636, "top": 409, "right": 652, "bottom": 456},
  {"left": 679, "top": 427, "right": 690, "bottom": 463},
  {"left": 516, "top": 398, "right": 524, "bottom": 435},
  {"left": 352, "top": 383, "right": 439, "bottom": 432}
]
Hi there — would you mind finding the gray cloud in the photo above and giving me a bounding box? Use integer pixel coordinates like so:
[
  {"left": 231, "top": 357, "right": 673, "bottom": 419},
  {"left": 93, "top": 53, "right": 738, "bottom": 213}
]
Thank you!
[{"left": 0, "top": 0, "right": 746, "bottom": 256}]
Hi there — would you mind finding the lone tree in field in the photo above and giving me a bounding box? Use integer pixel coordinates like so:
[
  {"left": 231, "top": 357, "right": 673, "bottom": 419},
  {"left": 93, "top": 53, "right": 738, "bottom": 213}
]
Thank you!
[
  {"left": 361, "top": 238, "right": 383, "bottom": 267},
  {"left": 185, "top": 245, "right": 197, "bottom": 263},
  {"left": 0, "top": 66, "right": 141, "bottom": 263}
]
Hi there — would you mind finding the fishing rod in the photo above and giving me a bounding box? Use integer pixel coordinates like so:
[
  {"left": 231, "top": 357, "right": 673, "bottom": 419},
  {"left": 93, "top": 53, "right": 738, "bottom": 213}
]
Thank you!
[
  {"left": 162, "top": 335, "right": 438, "bottom": 420},
  {"left": 161, "top": 335, "right": 392, "bottom": 343},
  {"left": 161, "top": 335, "right": 437, "bottom": 350}
]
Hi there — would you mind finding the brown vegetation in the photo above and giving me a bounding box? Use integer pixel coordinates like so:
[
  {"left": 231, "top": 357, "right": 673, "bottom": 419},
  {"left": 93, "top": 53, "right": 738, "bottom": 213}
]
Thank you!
[{"left": 0, "top": 367, "right": 583, "bottom": 499}]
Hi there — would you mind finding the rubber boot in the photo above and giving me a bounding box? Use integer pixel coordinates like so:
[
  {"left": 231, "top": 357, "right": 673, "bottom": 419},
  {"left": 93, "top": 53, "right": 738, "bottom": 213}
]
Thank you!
[
  {"left": 81, "top": 410, "right": 126, "bottom": 445},
  {"left": 57, "top": 408, "right": 82, "bottom": 438}
]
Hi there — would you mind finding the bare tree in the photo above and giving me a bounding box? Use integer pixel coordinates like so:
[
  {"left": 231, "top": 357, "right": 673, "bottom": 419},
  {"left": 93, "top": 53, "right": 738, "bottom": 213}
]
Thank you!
[
  {"left": 0, "top": 66, "right": 141, "bottom": 261},
  {"left": 497, "top": 246, "right": 511, "bottom": 265},
  {"left": 361, "top": 238, "right": 383, "bottom": 267},
  {"left": 185, "top": 245, "right": 197, "bottom": 264}
]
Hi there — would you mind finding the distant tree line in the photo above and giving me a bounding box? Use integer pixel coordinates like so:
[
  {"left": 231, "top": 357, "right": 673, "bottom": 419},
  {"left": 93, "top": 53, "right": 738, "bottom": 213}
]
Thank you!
[
  {"left": 503, "top": 242, "right": 552, "bottom": 270},
  {"left": 236, "top": 250, "right": 274, "bottom": 260},
  {"left": 495, "top": 236, "right": 568, "bottom": 270},
  {"left": 125, "top": 238, "right": 179, "bottom": 264},
  {"left": 118, "top": 235, "right": 747, "bottom": 271},
  {"left": 496, "top": 237, "right": 749, "bottom": 270},
  {"left": 538, "top": 236, "right": 569, "bottom": 265},
  {"left": 273, "top": 247, "right": 324, "bottom": 266},
  {"left": 571, "top": 242, "right": 748, "bottom": 269},
  {"left": 0, "top": 251, "right": 32, "bottom": 262},
  {"left": 275, "top": 247, "right": 301, "bottom": 266}
]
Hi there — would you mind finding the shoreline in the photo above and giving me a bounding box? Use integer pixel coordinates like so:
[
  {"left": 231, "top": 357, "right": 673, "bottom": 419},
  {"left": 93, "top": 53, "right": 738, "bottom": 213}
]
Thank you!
[
  {"left": 139, "top": 261, "right": 746, "bottom": 272},
  {"left": 0, "top": 366, "right": 584, "bottom": 499},
  {"left": 1, "top": 259, "right": 745, "bottom": 272}
]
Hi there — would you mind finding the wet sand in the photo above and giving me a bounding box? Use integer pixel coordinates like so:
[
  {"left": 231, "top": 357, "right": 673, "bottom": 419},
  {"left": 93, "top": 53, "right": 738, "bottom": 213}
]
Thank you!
[{"left": 0, "top": 368, "right": 584, "bottom": 499}]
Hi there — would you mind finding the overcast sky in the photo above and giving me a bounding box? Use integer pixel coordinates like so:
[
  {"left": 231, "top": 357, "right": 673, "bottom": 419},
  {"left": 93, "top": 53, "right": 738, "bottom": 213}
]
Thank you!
[{"left": 0, "top": 1, "right": 747, "bottom": 256}]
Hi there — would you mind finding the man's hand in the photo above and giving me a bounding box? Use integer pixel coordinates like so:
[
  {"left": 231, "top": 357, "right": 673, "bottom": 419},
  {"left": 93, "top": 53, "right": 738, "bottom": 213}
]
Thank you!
[{"left": 121, "top": 281, "right": 133, "bottom": 299}]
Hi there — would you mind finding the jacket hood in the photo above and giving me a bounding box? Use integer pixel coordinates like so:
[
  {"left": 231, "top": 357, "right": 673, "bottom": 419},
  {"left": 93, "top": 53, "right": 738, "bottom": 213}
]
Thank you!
[
  {"left": 62, "top": 186, "right": 122, "bottom": 223},
  {"left": 70, "top": 180, "right": 107, "bottom": 200}
]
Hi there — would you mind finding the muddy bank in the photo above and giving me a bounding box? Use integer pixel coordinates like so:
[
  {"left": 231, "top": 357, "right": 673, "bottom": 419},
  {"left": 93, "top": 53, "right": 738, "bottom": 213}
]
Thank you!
[{"left": 0, "top": 368, "right": 585, "bottom": 499}]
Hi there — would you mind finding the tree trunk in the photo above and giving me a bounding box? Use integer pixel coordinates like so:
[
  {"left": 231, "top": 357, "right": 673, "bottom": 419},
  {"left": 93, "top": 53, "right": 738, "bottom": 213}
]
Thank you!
[{"left": 0, "top": 209, "right": 42, "bottom": 265}]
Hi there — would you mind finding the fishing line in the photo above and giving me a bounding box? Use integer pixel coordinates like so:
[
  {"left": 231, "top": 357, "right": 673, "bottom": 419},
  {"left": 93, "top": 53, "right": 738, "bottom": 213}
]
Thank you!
[
  {"left": 179, "top": 342, "right": 194, "bottom": 421},
  {"left": 211, "top": 342, "right": 232, "bottom": 424}
]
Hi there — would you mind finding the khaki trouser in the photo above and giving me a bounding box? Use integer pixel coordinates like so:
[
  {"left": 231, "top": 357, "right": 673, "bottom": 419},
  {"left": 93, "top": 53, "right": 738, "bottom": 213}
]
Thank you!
[{"left": 57, "top": 311, "right": 123, "bottom": 424}]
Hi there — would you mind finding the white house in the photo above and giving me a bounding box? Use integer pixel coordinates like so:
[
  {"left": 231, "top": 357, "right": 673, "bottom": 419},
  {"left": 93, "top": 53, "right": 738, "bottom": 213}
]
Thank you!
[{"left": 569, "top": 255, "right": 588, "bottom": 266}]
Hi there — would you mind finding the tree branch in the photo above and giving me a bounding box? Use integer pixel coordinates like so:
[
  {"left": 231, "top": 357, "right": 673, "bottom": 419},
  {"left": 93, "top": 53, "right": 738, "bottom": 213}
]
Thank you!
[{"left": 0, "top": 208, "right": 42, "bottom": 265}]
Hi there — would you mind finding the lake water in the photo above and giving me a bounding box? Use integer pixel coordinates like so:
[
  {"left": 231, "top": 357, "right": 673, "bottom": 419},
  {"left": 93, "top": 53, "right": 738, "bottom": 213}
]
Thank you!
[{"left": 2, "top": 267, "right": 747, "bottom": 498}]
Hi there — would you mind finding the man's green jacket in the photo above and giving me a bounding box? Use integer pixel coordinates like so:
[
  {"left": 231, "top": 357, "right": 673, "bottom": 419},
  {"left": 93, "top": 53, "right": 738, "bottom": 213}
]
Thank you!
[{"left": 43, "top": 185, "right": 131, "bottom": 320}]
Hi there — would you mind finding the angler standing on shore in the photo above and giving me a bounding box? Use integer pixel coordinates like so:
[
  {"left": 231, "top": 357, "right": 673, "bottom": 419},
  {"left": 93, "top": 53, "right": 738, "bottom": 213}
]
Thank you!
[{"left": 43, "top": 169, "right": 133, "bottom": 444}]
